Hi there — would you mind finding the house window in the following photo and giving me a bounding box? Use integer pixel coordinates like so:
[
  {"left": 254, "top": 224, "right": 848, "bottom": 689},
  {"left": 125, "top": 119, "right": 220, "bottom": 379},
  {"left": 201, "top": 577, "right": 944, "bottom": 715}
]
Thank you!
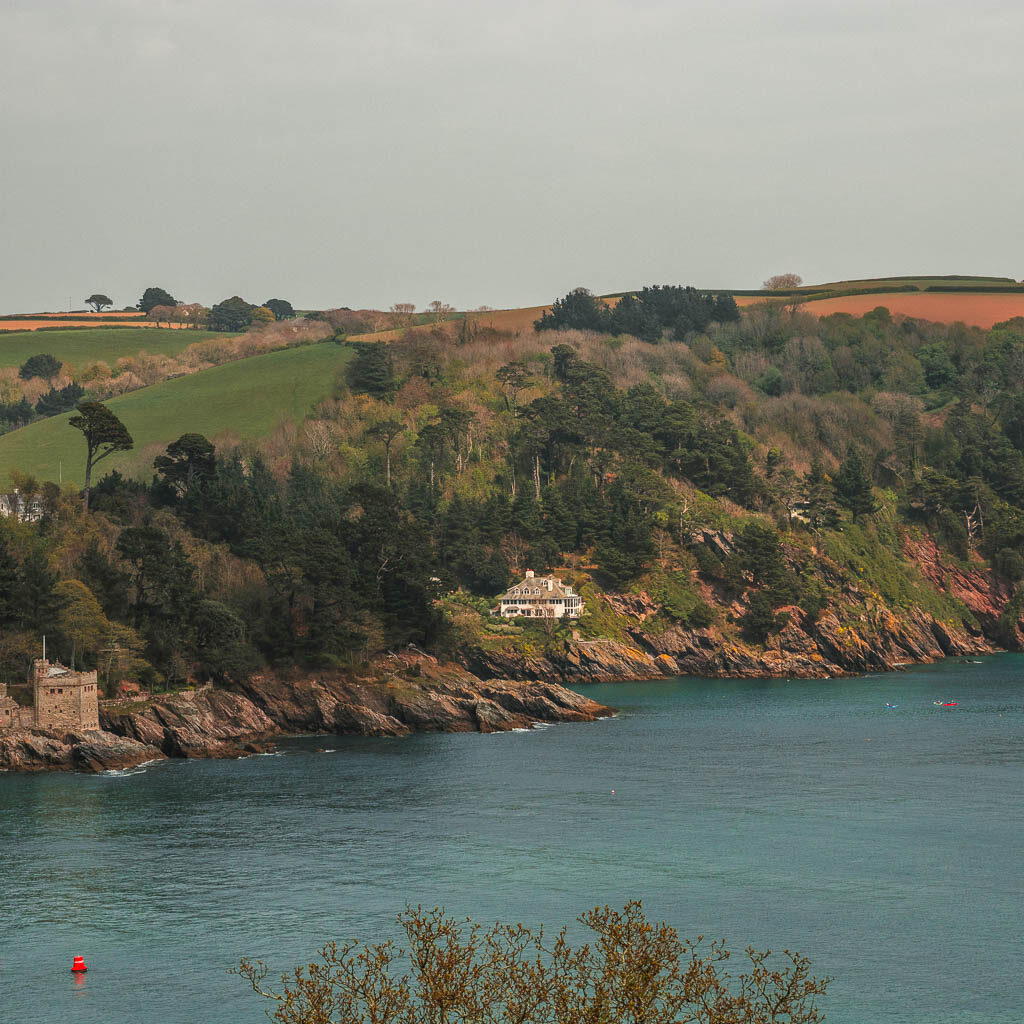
[
  {"left": 50, "top": 688, "right": 55, "bottom": 694},
  {"left": 58, "top": 688, "right": 63, "bottom": 694}
]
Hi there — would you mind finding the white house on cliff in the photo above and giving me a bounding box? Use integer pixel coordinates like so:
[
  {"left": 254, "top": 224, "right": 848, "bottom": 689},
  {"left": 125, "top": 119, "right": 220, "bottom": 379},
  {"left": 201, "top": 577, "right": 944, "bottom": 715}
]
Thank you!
[{"left": 496, "top": 570, "right": 584, "bottom": 619}]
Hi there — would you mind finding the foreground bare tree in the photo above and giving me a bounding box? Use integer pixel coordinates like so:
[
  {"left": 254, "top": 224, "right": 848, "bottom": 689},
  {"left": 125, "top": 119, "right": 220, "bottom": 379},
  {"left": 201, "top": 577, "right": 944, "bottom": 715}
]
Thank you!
[{"left": 237, "top": 901, "right": 830, "bottom": 1024}]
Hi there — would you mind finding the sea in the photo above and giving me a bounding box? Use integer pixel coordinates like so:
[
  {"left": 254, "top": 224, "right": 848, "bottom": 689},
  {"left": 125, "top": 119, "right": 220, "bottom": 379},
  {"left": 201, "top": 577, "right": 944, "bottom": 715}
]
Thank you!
[{"left": 2, "top": 654, "right": 1022, "bottom": 1024}]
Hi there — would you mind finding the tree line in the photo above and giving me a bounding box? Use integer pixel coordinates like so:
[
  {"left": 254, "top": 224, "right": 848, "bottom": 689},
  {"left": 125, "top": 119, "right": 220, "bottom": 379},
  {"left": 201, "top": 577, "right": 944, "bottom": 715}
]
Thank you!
[{"left": 5, "top": 284, "right": 1024, "bottom": 685}]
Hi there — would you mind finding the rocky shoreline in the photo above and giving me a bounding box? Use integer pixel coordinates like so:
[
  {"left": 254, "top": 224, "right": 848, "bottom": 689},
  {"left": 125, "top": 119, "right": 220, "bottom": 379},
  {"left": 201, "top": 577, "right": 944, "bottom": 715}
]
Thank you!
[
  {"left": 0, "top": 652, "right": 610, "bottom": 774},
  {"left": 462, "top": 602, "right": 996, "bottom": 685},
  {"left": 3, "top": 535, "right": 1019, "bottom": 775},
  {"left": 464, "top": 534, "right": 1017, "bottom": 685}
]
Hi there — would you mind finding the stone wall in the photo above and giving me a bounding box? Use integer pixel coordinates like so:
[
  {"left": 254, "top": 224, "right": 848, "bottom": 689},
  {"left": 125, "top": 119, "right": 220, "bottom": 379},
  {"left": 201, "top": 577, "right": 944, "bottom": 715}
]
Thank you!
[
  {"left": 0, "top": 692, "right": 19, "bottom": 731},
  {"left": 32, "top": 661, "right": 100, "bottom": 732}
]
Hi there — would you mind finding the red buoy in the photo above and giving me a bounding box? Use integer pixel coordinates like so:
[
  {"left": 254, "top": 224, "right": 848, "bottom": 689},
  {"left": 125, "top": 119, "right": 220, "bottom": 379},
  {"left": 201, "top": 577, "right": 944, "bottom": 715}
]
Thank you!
[{"left": 71, "top": 956, "right": 87, "bottom": 973}]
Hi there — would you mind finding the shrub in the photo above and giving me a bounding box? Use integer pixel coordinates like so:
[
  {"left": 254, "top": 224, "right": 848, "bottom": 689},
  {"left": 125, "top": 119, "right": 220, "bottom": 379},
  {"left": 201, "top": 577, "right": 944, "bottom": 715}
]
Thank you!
[
  {"left": 237, "top": 901, "right": 830, "bottom": 1024},
  {"left": 18, "top": 353, "right": 62, "bottom": 380}
]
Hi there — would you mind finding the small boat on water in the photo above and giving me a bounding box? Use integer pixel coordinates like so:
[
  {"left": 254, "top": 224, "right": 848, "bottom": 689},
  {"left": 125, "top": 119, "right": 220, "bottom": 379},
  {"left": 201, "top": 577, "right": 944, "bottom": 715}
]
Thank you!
[
  {"left": 933, "top": 700, "right": 958, "bottom": 707},
  {"left": 885, "top": 703, "right": 898, "bottom": 709}
]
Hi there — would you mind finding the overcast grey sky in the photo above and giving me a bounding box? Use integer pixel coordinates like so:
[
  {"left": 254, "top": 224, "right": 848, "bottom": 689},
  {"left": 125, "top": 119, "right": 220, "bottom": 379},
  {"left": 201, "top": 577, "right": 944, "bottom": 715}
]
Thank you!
[{"left": 2, "top": 0, "right": 1022, "bottom": 314}]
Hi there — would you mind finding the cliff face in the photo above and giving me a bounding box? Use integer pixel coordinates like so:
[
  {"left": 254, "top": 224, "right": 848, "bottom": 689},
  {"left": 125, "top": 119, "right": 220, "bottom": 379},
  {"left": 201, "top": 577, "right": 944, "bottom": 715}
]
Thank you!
[
  {"left": 462, "top": 538, "right": 1013, "bottom": 685},
  {"left": 466, "top": 607, "right": 992, "bottom": 684},
  {"left": 3, "top": 654, "right": 608, "bottom": 774},
  {"left": 92, "top": 652, "right": 608, "bottom": 767},
  {"left": 100, "top": 687, "right": 277, "bottom": 759},
  {"left": 904, "top": 535, "right": 1023, "bottom": 645},
  {"left": 0, "top": 728, "right": 165, "bottom": 774}
]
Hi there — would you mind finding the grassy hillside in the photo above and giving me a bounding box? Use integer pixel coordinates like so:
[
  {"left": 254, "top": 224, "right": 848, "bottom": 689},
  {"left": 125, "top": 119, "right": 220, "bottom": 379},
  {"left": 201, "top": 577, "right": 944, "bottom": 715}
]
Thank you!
[
  {"left": 0, "top": 341, "right": 351, "bottom": 487},
  {"left": 0, "top": 327, "right": 218, "bottom": 370},
  {"left": 798, "top": 274, "right": 1017, "bottom": 290}
]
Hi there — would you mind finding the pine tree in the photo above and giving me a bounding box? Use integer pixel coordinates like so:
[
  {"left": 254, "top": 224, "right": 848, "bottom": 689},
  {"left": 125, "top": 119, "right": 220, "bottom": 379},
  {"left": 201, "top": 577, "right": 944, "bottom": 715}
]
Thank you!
[
  {"left": 17, "top": 548, "right": 63, "bottom": 632},
  {"left": 834, "top": 449, "right": 877, "bottom": 521},
  {"left": 714, "top": 292, "right": 741, "bottom": 322},
  {"left": 345, "top": 343, "right": 396, "bottom": 399},
  {"left": 0, "top": 535, "right": 21, "bottom": 628}
]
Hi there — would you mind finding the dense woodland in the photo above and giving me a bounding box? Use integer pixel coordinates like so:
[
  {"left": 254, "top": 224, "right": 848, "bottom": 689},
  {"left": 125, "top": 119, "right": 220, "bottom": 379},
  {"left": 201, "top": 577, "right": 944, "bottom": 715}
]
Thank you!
[{"left": 3, "top": 285, "right": 1024, "bottom": 689}]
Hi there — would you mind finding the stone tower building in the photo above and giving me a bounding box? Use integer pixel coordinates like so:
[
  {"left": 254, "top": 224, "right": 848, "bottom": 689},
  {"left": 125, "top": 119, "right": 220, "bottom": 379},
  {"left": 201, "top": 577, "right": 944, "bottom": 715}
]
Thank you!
[
  {"left": 0, "top": 683, "right": 20, "bottom": 729},
  {"left": 31, "top": 659, "right": 100, "bottom": 732}
]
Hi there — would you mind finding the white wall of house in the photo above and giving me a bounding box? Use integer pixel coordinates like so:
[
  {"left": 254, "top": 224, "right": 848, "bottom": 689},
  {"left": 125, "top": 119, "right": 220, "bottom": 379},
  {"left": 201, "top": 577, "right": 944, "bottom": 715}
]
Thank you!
[{"left": 497, "top": 571, "right": 584, "bottom": 619}]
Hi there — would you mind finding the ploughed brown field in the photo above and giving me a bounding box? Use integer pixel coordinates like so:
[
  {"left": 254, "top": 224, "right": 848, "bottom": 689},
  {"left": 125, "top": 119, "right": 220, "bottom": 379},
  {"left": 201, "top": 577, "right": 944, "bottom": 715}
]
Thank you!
[
  {"left": 736, "top": 292, "right": 1024, "bottom": 328},
  {"left": 30, "top": 311, "right": 145, "bottom": 318},
  {"left": 0, "top": 320, "right": 181, "bottom": 331}
]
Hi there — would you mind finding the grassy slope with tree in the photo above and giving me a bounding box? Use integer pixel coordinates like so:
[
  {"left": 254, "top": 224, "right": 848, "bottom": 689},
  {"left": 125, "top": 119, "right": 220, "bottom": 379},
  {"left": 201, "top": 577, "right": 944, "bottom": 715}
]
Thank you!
[
  {"left": 2, "top": 280, "right": 1024, "bottom": 693},
  {"left": 0, "top": 327, "right": 213, "bottom": 370},
  {"left": 0, "top": 341, "right": 353, "bottom": 485}
]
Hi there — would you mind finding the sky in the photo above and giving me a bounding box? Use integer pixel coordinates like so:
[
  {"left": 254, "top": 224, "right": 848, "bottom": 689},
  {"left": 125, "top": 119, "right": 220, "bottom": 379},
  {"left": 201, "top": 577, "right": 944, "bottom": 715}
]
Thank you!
[{"left": 1, "top": 0, "right": 1022, "bottom": 314}]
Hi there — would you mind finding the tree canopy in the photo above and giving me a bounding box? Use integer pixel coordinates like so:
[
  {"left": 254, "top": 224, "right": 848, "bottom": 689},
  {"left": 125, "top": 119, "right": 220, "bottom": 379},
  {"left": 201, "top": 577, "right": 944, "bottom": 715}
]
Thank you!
[
  {"left": 19, "top": 354, "right": 62, "bottom": 381},
  {"left": 208, "top": 295, "right": 255, "bottom": 332},
  {"left": 763, "top": 273, "right": 803, "bottom": 289},
  {"left": 264, "top": 298, "right": 295, "bottom": 320},
  {"left": 153, "top": 433, "right": 216, "bottom": 500},
  {"left": 84, "top": 293, "right": 113, "bottom": 312},
  {"left": 138, "top": 286, "right": 177, "bottom": 313},
  {"left": 536, "top": 285, "right": 740, "bottom": 339},
  {"left": 345, "top": 342, "right": 396, "bottom": 398},
  {"left": 68, "top": 402, "right": 134, "bottom": 511}
]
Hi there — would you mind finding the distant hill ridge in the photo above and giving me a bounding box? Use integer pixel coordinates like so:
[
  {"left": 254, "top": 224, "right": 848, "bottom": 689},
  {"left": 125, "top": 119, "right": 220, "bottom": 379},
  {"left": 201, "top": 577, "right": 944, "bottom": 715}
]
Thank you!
[{"left": 604, "top": 274, "right": 1022, "bottom": 299}]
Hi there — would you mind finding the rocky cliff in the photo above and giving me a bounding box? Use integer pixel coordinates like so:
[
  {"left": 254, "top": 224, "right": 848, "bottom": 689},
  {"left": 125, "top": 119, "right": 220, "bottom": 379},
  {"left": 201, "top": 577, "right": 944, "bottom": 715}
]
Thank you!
[
  {"left": 90, "top": 652, "right": 608, "bottom": 766},
  {"left": 0, "top": 728, "right": 165, "bottom": 774},
  {"left": 2, "top": 653, "right": 609, "bottom": 774},
  {"left": 462, "top": 538, "right": 1011, "bottom": 685}
]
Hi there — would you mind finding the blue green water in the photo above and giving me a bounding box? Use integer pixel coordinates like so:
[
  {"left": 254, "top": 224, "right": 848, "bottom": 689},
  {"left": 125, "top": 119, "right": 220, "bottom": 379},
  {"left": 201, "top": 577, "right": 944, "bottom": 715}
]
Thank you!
[{"left": 2, "top": 655, "right": 1022, "bottom": 1023}]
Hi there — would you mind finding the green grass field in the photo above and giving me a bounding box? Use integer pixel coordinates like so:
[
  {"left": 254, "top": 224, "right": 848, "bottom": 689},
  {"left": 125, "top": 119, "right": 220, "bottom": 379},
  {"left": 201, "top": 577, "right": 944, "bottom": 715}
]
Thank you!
[
  {"left": 0, "top": 341, "right": 352, "bottom": 487},
  {"left": 0, "top": 327, "right": 224, "bottom": 371}
]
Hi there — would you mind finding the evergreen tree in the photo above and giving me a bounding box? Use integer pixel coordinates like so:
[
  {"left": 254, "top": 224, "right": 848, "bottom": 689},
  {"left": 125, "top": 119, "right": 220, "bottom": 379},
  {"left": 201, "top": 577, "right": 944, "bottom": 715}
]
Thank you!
[
  {"left": 18, "top": 548, "right": 64, "bottom": 632},
  {"left": 208, "top": 295, "right": 254, "bottom": 332},
  {"left": 345, "top": 343, "right": 396, "bottom": 399},
  {"left": 550, "top": 344, "right": 578, "bottom": 382},
  {"left": 542, "top": 486, "right": 577, "bottom": 551},
  {"left": 740, "top": 591, "right": 787, "bottom": 643},
  {"left": 35, "top": 383, "right": 85, "bottom": 417},
  {"left": 834, "top": 449, "right": 877, "bottom": 521},
  {"left": 138, "top": 286, "right": 177, "bottom": 314},
  {"left": 76, "top": 540, "right": 130, "bottom": 622},
  {"left": 714, "top": 292, "right": 741, "bottom": 322},
  {"left": 263, "top": 298, "right": 295, "bottom": 320},
  {"left": 534, "top": 288, "right": 608, "bottom": 333},
  {"left": 0, "top": 535, "right": 21, "bottom": 628},
  {"left": 803, "top": 456, "right": 840, "bottom": 530},
  {"left": 154, "top": 434, "right": 217, "bottom": 500},
  {"left": 511, "top": 490, "right": 544, "bottom": 540},
  {"left": 19, "top": 354, "right": 62, "bottom": 381},
  {"left": 68, "top": 402, "right": 134, "bottom": 512}
]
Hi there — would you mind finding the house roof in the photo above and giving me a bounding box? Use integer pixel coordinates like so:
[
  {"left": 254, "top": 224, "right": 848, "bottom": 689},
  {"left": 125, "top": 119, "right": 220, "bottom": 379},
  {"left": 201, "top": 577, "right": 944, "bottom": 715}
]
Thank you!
[{"left": 501, "top": 574, "right": 575, "bottom": 600}]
